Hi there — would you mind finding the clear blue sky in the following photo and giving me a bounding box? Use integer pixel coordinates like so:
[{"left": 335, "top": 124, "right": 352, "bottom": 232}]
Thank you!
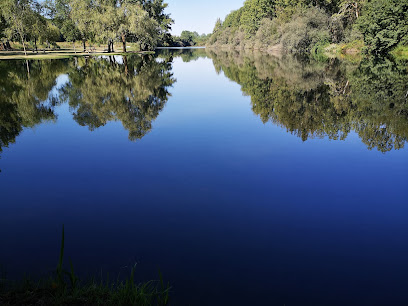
[{"left": 164, "top": 0, "right": 245, "bottom": 36}]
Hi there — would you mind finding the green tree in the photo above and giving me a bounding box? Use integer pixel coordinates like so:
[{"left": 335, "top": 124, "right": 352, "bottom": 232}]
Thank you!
[
  {"left": 2, "top": 0, "right": 37, "bottom": 56},
  {"left": 135, "top": 0, "right": 174, "bottom": 46},
  {"left": 70, "top": 0, "right": 96, "bottom": 52},
  {"left": 280, "top": 6, "right": 330, "bottom": 53},
  {"left": 223, "top": 8, "right": 243, "bottom": 29},
  {"left": 45, "top": 0, "right": 81, "bottom": 52},
  {"left": 240, "top": 0, "right": 276, "bottom": 35},
  {"left": 28, "top": 4, "right": 46, "bottom": 52},
  {"left": 356, "top": 0, "right": 408, "bottom": 54}
]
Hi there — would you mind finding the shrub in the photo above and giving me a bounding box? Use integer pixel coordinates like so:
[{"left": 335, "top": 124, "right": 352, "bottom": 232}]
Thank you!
[{"left": 280, "top": 7, "right": 330, "bottom": 53}]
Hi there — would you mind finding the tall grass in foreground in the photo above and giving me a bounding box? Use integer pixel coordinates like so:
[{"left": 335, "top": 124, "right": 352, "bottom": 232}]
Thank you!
[{"left": 0, "top": 226, "right": 171, "bottom": 305}]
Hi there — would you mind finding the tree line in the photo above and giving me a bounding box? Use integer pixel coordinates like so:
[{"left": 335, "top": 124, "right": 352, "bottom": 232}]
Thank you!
[
  {"left": 0, "top": 0, "right": 173, "bottom": 55},
  {"left": 170, "top": 31, "right": 210, "bottom": 47},
  {"left": 207, "top": 0, "right": 408, "bottom": 55}
]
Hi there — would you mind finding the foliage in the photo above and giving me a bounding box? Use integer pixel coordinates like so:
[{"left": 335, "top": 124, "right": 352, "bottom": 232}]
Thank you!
[
  {"left": 136, "top": 0, "right": 174, "bottom": 46},
  {"left": 240, "top": 0, "right": 276, "bottom": 35},
  {"left": 356, "top": 0, "right": 408, "bottom": 55},
  {"left": 45, "top": 0, "right": 82, "bottom": 44},
  {"left": 0, "top": 0, "right": 173, "bottom": 54},
  {"left": 280, "top": 7, "right": 330, "bottom": 53},
  {"left": 1, "top": 0, "right": 38, "bottom": 55},
  {"left": 207, "top": 0, "right": 407, "bottom": 55}
]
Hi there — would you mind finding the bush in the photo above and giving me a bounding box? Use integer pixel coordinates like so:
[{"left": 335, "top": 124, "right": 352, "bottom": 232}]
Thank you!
[{"left": 279, "top": 7, "right": 330, "bottom": 53}]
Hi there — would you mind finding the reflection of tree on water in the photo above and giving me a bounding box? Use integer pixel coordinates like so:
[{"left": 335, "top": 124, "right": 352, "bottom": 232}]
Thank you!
[
  {"left": 60, "top": 54, "right": 175, "bottom": 140},
  {"left": 0, "top": 55, "right": 175, "bottom": 172},
  {"left": 349, "top": 58, "right": 408, "bottom": 151},
  {"left": 0, "top": 59, "right": 68, "bottom": 153},
  {"left": 207, "top": 50, "right": 408, "bottom": 152},
  {"left": 157, "top": 48, "right": 208, "bottom": 63}
]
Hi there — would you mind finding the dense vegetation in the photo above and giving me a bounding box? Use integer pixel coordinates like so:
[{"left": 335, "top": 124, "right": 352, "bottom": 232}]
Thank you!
[
  {"left": 206, "top": 49, "right": 408, "bottom": 152},
  {"left": 0, "top": 0, "right": 173, "bottom": 55},
  {"left": 207, "top": 0, "right": 408, "bottom": 55}
]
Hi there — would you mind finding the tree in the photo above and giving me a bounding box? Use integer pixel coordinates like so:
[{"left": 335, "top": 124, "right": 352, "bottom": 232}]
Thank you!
[
  {"left": 240, "top": 0, "right": 276, "bottom": 35},
  {"left": 45, "top": 0, "right": 81, "bottom": 52},
  {"left": 356, "top": 0, "right": 408, "bottom": 54},
  {"left": 42, "top": 21, "right": 61, "bottom": 49},
  {"left": 280, "top": 6, "right": 330, "bottom": 53},
  {"left": 70, "top": 0, "right": 96, "bottom": 52},
  {"left": 223, "top": 8, "right": 243, "bottom": 29},
  {"left": 2, "top": 0, "right": 37, "bottom": 56},
  {"left": 92, "top": 0, "right": 118, "bottom": 52},
  {"left": 26, "top": 2, "right": 47, "bottom": 52},
  {"left": 118, "top": 0, "right": 159, "bottom": 52},
  {"left": 213, "top": 18, "right": 223, "bottom": 33},
  {"left": 134, "top": 0, "right": 173, "bottom": 45}
]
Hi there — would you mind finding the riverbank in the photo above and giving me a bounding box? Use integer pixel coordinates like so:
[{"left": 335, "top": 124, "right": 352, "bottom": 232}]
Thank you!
[
  {"left": 0, "top": 42, "right": 154, "bottom": 60},
  {"left": 0, "top": 275, "right": 170, "bottom": 306},
  {"left": 0, "top": 227, "right": 170, "bottom": 305}
]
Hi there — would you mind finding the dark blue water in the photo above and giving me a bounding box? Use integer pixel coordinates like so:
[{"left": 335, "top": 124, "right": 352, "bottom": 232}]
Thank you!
[{"left": 0, "top": 50, "right": 407, "bottom": 305}]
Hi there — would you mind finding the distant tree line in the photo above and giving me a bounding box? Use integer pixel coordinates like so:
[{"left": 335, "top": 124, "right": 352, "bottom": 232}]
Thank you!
[
  {"left": 170, "top": 31, "right": 210, "bottom": 47},
  {"left": 0, "top": 0, "right": 173, "bottom": 55},
  {"left": 207, "top": 0, "right": 408, "bottom": 55}
]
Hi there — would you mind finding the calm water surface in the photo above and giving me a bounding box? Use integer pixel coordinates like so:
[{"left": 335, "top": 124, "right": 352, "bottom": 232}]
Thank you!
[{"left": 1, "top": 49, "right": 407, "bottom": 305}]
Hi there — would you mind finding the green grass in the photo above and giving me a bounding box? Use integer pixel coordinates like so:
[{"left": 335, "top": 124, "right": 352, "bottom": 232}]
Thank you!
[
  {"left": 0, "top": 42, "right": 154, "bottom": 60},
  {"left": 0, "top": 226, "right": 170, "bottom": 305}
]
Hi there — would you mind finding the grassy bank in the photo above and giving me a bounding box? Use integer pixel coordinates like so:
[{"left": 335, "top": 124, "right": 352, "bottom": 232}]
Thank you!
[
  {"left": 0, "top": 42, "right": 153, "bottom": 60},
  {"left": 0, "top": 227, "right": 170, "bottom": 305},
  {"left": 0, "top": 275, "right": 170, "bottom": 305}
]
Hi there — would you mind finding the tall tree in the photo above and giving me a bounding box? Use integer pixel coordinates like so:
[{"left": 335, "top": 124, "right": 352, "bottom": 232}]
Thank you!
[
  {"left": 135, "top": 0, "right": 173, "bottom": 45},
  {"left": 2, "top": 0, "right": 37, "bottom": 56},
  {"left": 45, "top": 0, "right": 81, "bottom": 52},
  {"left": 70, "top": 0, "right": 96, "bottom": 52}
]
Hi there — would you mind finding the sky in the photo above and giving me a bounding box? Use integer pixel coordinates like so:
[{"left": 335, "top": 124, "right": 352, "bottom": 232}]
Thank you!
[{"left": 164, "top": 0, "right": 245, "bottom": 36}]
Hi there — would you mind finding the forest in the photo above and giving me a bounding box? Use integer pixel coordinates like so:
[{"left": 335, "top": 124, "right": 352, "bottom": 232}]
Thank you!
[
  {"left": 206, "top": 0, "right": 408, "bottom": 55},
  {"left": 0, "top": 0, "right": 173, "bottom": 55}
]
